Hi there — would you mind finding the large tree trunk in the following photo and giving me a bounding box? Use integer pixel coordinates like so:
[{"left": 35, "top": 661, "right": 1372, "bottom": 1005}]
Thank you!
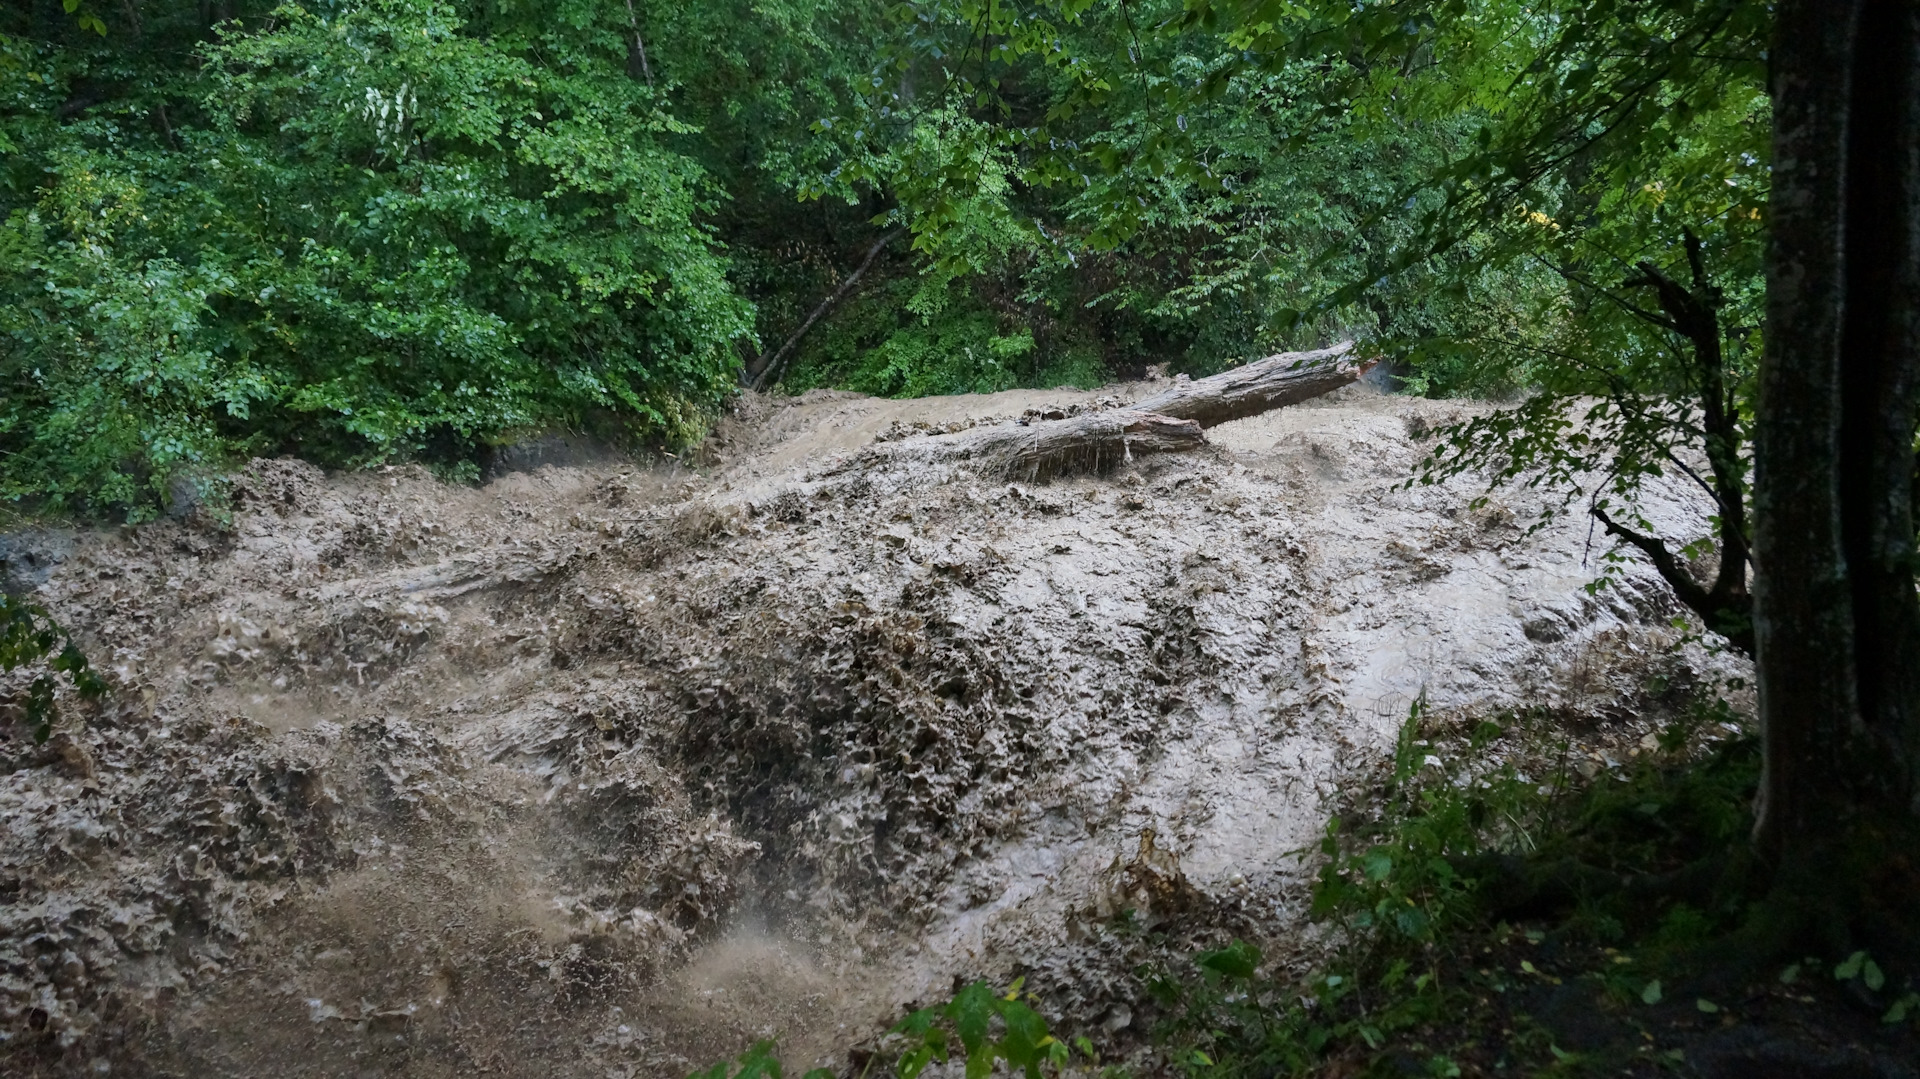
[
  {"left": 850, "top": 409, "right": 1208, "bottom": 481},
  {"left": 1128, "top": 342, "right": 1363, "bottom": 426},
  {"left": 1753, "top": 0, "right": 1920, "bottom": 862},
  {"left": 839, "top": 344, "right": 1371, "bottom": 480},
  {"left": 1835, "top": 1, "right": 1920, "bottom": 824}
]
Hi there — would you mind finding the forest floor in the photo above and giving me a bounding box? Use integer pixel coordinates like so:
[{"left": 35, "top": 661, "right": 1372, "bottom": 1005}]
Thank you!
[{"left": 1, "top": 379, "right": 1749, "bottom": 1077}]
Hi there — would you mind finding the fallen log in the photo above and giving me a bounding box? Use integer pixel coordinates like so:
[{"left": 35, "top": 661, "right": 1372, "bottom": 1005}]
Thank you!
[
  {"left": 1130, "top": 341, "right": 1370, "bottom": 428},
  {"left": 839, "top": 341, "right": 1372, "bottom": 480},
  {"left": 841, "top": 409, "right": 1207, "bottom": 481}
]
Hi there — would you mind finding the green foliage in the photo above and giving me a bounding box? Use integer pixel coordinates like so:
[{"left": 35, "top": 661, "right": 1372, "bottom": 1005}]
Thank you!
[
  {"left": 1137, "top": 690, "right": 1780, "bottom": 1076},
  {"left": 1402, "top": 66, "right": 1768, "bottom": 569},
  {"left": 0, "top": 593, "right": 105, "bottom": 743},
  {"left": 0, "top": 0, "right": 1781, "bottom": 532},
  {"left": 1147, "top": 940, "right": 1463, "bottom": 1078},
  {"left": 3, "top": 1, "right": 755, "bottom": 517},
  {"left": 783, "top": 275, "right": 1051, "bottom": 397},
  {"left": 781, "top": 0, "right": 1531, "bottom": 395},
  {"left": 687, "top": 1039, "right": 832, "bottom": 1079},
  {"left": 804, "top": 0, "right": 1770, "bottom": 652},
  {"left": 1209, "top": 0, "right": 1770, "bottom": 643},
  {"left": 894, "top": 979, "right": 1071, "bottom": 1079},
  {"left": 687, "top": 980, "right": 1084, "bottom": 1079}
]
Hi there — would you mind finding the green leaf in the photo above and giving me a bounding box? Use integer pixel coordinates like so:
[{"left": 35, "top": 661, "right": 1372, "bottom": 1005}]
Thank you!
[
  {"left": 729, "top": 1040, "right": 783, "bottom": 1079},
  {"left": 946, "top": 982, "right": 994, "bottom": 1055},
  {"left": 1695, "top": 998, "right": 1720, "bottom": 1014},
  {"left": 996, "top": 998, "right": 1051, "bottom": 1074},
  {"left": 1196, "top": 939, "right": 1261, "bottom": 980},
  {"left": 1835, "top": 951, "right": 1867, "bottom": 980},
  {"left": 1640, "top": 979, "right": 1663, "bottom": 1005},
  {"left": 963, "top": 1043, "right": 994, "bottom": 1079},
  {"left": 898, "top": 1045, "right": 937, "bottom": 1079},
  {"left": 893, "top": 1007, "right": 938, "bottom": 1038},
  {"left": 2, "top": 596, "right": 103, "bottom": 742}
]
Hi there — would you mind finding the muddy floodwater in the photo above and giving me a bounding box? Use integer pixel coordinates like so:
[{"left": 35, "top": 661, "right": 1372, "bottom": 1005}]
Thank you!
[{"left": 1, "top": 382, "right": 1739, "bottom": 1076}]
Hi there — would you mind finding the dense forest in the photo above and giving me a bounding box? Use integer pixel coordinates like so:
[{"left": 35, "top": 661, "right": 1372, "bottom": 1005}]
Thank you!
[
  {"left": 4, "top": 2, "right": 1918, "bottom": 1077},
  {"left": 3, "top": 0, "right": 1762, "bottom": 520}
]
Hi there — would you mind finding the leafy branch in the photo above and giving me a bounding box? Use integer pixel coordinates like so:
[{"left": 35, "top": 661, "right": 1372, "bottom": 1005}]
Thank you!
[
  {"left": 894, "top": 979, "right": 1070, "bottom": 1079},
  {"left": 687, "top": 979, "right": 1075, "bottom": 1079},
  {"left": 1, "top": 593, "right": 105, "bottom": 743}
]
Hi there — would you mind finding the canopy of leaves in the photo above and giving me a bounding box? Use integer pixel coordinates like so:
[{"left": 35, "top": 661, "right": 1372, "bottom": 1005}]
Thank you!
[{"left": 4, "top": 1, "right": 791, "bottom": 515}]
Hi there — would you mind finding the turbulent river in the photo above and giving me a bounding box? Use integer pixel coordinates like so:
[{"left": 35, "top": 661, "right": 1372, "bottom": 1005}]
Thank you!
[{"left": 0, "top": 380, "right": 1741, "bottom": 1077}]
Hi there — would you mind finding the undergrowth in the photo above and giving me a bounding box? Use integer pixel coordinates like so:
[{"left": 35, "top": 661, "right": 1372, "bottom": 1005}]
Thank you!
[
  {"left": 1143, "top": 693, "right": 1776, "bottom": 1077},
  {"left": 696, "top": 687, "right": 1919, "bottom": 1079},
  {"left": 0, "top": 593, "right": 103, "bottom": 743}
]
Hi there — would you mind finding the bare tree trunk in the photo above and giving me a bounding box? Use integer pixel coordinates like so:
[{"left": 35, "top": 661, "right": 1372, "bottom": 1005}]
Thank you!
[
  {"left": 623, "top": 0, "right": 653, "bottom": 87},
  {"left": 1128, "top": 342, "right": 1363, "bottom": 426},
  {"left": 1593, "top": 230, "right": 1754, "bottom": 655},
  {"left": 1753, "top": 0, "right": 1920, "bottom": 862},
  {"left": 840, "top": 410, "right": 1208, "bottom": 480},
  {"left": 839, "top": 344, "right": 1371, "bottom": 479}
]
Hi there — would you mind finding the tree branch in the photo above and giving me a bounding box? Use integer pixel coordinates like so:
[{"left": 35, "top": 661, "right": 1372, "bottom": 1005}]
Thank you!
[
  {"left": 747, "top": 227, "right": 905, "bottom": 391},
  {"left": 1591, "top": 504, "right": 1752, "bottom": 654},
  {"left": 623, "top": 0, "right": 653, "bottom": 87}
]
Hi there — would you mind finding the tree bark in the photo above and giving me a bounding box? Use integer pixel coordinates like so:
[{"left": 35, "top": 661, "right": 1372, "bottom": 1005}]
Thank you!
[
  {"left": 1836, "top": 0, "right": 1920, "bottom": 824},
  {"left": 839, "top": 343, "right": 1371, "bottom": 480},
  {"left": 847, "top": 409, "right": 1208, "bottom": 480},
  {"left": 1128, "top": 342, "right": 1367, "bottom": 426},
  {"left": 1753, "top": 0, "right": 1920, "bottom": 857},
  {"left": 623, "top": 0, "right": 653, "bottom": 87}
]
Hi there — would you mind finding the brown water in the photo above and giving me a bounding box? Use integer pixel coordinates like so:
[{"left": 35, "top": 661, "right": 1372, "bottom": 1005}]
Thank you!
[{"left": 0, "top": 382, "right": 1742, "bottom": 1076}]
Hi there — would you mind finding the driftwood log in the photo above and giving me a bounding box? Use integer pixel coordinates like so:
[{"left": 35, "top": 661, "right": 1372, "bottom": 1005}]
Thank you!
[
  {"left": 1130, "top": 342, "right": 1365, "bottom": 427},
  {"left": 847, "top": 342, "right": 1373, "bottom": 479},
  {"left": 870, "top": 409, "right": 1209, "bottom": 479}
]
